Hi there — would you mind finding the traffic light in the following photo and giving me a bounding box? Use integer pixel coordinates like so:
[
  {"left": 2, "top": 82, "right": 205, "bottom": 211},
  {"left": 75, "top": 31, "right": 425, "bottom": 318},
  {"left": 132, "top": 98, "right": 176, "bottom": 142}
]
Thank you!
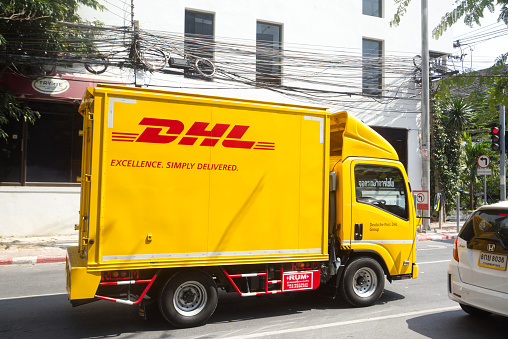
[{"left": 490, "top": 125, "right": 501, "bottom": 152}]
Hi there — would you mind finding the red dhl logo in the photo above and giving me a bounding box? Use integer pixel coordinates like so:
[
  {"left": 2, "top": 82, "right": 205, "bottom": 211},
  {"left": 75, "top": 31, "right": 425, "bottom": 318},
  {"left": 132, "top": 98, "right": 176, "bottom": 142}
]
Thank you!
[{"left": 112, "top": 118, "right": 275, "bottom": 150}]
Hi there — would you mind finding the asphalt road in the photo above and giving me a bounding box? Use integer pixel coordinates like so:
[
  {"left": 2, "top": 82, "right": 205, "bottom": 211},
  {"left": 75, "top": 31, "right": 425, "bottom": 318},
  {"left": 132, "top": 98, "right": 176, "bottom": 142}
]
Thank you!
[{"left": 1, "top": 239, "right": 506, "bottom": 338}]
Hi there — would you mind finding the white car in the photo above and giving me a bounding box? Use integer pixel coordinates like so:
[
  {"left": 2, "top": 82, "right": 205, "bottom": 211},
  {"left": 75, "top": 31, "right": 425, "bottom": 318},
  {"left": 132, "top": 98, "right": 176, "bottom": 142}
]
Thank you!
[{"left": 448, "top": 201, "right": 508, "bottom": 317}]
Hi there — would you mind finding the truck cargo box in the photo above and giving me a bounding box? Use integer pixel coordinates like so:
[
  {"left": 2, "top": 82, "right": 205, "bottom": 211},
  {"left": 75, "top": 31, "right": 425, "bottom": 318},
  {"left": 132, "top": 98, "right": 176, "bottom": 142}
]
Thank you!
[{"left": 77, "top": 85, "right": 330, "bottom": 270}]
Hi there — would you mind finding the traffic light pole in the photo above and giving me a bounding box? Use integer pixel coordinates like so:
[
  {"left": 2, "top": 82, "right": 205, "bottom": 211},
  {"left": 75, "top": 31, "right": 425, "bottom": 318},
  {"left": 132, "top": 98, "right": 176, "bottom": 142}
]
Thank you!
[{"left": 501, "top": 103, "right": 506, "bottom": 201}]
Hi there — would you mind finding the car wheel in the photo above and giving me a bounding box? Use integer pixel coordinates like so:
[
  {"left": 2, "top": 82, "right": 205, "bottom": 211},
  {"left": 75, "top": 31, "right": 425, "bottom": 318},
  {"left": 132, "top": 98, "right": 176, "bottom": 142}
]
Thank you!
[
  {"left": 340, "top": 257, "right": 385, "bottom": 307},
  {"left": 459, "top": 303, "right": 492, "bottom": 317},
  {"left": 159, "top": 270, "right": 218, "bottom": 328}
]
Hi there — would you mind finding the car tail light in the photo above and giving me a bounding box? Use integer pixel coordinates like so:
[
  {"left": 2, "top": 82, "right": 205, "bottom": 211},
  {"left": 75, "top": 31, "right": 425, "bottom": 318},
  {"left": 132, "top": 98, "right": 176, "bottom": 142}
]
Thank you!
[{"left": 453, "top": 237, "right": 459, "bottom": 262}]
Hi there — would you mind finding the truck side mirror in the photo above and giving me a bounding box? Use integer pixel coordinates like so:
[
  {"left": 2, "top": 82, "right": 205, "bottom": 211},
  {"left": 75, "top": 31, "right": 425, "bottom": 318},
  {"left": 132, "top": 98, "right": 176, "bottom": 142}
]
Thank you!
[{"left": 434, "top": 193, "right": 442, "bottom": 213}]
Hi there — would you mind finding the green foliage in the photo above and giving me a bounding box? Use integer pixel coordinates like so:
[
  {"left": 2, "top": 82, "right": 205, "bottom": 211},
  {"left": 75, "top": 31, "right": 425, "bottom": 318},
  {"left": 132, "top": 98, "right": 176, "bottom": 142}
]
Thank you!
[
  {"left": 430, "top": 102, "right": 465, "bottom": 213},
  {"left": 0, "top": 86, "right": 39, "bottom": 138},
  {"left": 461, "top": 132, "right": 492, "bottom": 209},
  {"left": 0, "top": 0, "right": 104, "bottom": 138},
  {"left": 431, "top": 0, "right": 498, "bottom": 38},
  {"left": 391, "top": 0, "right": 508, "bottom": 38},
  {"left": 437, "top": 66, "right": 508, "bottom": 111},
  {"left": 442, "top": 97, "right": 474, "bottom": 131},
  {"left": 0, "top": 0, "right": 104, "bottom": 57},
  {"left": 390, "top": 0, "right": 413, "bottom": 27}
]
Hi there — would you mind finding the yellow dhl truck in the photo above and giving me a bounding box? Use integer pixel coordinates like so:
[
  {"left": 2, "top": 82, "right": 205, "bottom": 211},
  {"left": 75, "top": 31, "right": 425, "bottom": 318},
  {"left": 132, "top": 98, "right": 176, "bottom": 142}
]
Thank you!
[{"left": 67, "top": 84, "right": 419, "bottom": 328}]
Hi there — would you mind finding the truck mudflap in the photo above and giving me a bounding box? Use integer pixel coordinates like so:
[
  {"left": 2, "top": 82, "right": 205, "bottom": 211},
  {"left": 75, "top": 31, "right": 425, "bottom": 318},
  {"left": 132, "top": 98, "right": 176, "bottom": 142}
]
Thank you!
[
  {"left": 389, "top": 264, "right": 419, "bottom": 281},
  {"left": 95, "top": 269, "right": 161, "bottom": 305},
  {"left": 223, "top": 268, "right": 320, "bottom": 296},
  {"left": 66, "top": 246, "right": 101, "bottom": 301},
  {"left": 412, "top": 264, "right": 419, "bottom": 279}
]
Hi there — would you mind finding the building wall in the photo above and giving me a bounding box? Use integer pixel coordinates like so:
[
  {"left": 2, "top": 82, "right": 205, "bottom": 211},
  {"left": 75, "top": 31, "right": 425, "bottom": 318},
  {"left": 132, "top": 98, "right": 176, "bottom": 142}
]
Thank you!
[
  {"left": 0, "top": 187, "right": 79, "bottom": 236},
  {"left": 1, "top": 0, "right": 454, "bottom": 236}
]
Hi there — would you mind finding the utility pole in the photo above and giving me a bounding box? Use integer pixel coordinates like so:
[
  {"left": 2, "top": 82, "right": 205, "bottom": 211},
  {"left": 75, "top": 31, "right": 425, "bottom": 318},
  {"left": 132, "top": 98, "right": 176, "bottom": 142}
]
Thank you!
[
  {"left": 421, "top": 0, "right": 431, "bottom": 230},
  {"left": 130, "top": 0, "right": 142, "bottom": 87},
  {"left": 131, "top": 0, "right": 134, "bottom": 28}
]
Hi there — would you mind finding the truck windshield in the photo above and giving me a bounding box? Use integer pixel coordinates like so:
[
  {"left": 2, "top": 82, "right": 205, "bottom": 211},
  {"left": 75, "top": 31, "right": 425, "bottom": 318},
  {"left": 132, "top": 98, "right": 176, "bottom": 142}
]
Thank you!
[{"left": 354, "top": 164, "right": 408, "bottom": 220}]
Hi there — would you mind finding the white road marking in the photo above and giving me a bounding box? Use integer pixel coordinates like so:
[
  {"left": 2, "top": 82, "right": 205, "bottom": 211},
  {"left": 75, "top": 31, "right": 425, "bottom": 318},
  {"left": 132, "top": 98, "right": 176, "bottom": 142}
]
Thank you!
[
  {"left": 0, "top": 292, "right": 66, "bottom": 301},
  {"left": 417, "top": 260, "right": 451, "bottom": 264},
  {"left": 221, "top": 306, "right": 461, "bottom": 339}
]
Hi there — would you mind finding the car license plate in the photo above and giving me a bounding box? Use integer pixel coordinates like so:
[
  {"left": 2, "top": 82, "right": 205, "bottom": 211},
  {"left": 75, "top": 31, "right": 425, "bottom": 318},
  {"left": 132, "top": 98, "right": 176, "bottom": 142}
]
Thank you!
[{"left": 478, "top": 252, "right": 507, "bottom": 270}]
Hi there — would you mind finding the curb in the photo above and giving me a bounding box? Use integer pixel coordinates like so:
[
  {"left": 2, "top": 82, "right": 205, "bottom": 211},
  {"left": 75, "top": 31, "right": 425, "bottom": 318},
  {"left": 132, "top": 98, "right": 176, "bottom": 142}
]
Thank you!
[
  {"left": 0, "top": 255, "right": 66, "bottom": 266},
  {"left": 417, "top": 233, "right": 457, "bottom": 241}
]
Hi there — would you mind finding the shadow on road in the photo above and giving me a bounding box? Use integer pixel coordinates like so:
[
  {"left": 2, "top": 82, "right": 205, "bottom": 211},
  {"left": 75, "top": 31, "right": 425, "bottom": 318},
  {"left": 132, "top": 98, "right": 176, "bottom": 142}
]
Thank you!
[
  {"left": 406, "top": 309, "right": 506, "bottom": 338},
  {"left": 0, "top": 286, "right": 405, "bottom": 337}
]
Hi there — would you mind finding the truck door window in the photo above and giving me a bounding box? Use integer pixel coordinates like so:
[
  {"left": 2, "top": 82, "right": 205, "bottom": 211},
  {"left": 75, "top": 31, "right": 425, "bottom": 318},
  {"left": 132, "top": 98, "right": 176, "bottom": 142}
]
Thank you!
[{"left": 355, "top": 164, "right": 408, "bottom": 220}]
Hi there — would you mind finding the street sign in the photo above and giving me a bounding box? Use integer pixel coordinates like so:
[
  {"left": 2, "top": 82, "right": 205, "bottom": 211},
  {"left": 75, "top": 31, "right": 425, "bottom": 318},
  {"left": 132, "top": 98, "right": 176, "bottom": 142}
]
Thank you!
[
  {"left": 478, "top": 154, "right": 490, "bottom": 168},
  {"left": 413, "top": 190, "right": 429, "bottom": 210},
  {"left": 477, "top": 168, "right": 492, "bottom": 175}
]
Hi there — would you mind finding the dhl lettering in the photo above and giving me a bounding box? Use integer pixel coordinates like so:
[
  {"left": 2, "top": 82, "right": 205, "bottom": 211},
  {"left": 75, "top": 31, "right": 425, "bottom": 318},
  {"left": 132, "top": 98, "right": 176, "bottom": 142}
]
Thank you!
[
  {"left": 197, "top": 163, "right": 237, "bottom": 171},
  {"left": 179, "top": 122, "right": 230, "bottom": 146},
  {"left": 110, "top": 160, "right": 239, "bottom": 171},
  {"left": 113, "top": 118, "right": 275, "bottom": 150},
  {"left": 166, "top": 162, "right": 196, "bottom": 170},
  {"left": 111, "top": 159, "right": 163, "bottom": 168},
  {"left": 222, "top": 125, "right": 255, "bottom": 149},
  {"left": 136, "top": 118, "right": 184, "bottom": 144}
]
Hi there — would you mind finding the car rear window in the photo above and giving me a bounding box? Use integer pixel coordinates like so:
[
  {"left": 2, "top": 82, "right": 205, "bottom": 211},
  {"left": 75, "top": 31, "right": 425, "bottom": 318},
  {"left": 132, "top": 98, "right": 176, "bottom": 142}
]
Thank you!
[{"left": 460, "top": 210, "right": 508, "bottom": 245}]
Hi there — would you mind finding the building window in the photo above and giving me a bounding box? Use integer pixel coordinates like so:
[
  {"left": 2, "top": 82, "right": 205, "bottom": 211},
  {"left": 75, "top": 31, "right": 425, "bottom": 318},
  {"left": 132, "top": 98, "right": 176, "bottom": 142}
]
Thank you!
[
  {"left": 256, "top": 22, "right": 282, "bottom": 85},
  {"left": 185, "top": 10, "right": 214, "bottom": 61},
  {"left": 0, "top": 101, "right": 82, "bottom": 185},
  {"left": 362, "top": 39, "right": 383, "bottom": 96},
  {"left": 363, "top": 0, "right": 382, "bottom": 17}
]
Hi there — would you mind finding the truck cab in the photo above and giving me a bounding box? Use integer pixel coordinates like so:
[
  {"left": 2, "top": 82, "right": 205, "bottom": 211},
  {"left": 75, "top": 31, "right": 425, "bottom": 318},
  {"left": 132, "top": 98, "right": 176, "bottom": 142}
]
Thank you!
[{"left": 328, "top": 112, "right": 418, "bottom": 306}]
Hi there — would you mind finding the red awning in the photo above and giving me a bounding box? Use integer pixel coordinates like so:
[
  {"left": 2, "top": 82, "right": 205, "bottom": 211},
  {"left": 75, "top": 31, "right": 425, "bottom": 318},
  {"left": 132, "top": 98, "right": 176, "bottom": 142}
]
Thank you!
[{"left": 0, "top": 71, "right": 126, "bottom": 102}]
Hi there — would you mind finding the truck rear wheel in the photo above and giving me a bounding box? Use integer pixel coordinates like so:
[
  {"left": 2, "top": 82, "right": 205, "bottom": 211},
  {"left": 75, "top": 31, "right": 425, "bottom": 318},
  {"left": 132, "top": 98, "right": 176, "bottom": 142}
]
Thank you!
[
  {"left": 340, "top": 257, "right": 385, "bottom": 307},
  {"left": 159, "top": 270, "right": 218, "bottom": 328}
]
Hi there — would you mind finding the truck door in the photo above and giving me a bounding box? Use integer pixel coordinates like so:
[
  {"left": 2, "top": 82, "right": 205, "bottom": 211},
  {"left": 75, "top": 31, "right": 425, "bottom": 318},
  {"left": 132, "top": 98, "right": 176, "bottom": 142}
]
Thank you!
[
  {"left": 78, "top": 106, "right": 93, "bottom": 256},
  {"left": 350, "top": 161, "right": 415, "bottom": 276}
]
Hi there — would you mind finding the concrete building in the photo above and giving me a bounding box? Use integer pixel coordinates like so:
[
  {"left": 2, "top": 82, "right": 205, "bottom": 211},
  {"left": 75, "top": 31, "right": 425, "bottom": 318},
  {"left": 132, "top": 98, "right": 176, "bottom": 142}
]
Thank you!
[{"left": 0, "top": 0, "right": 453, "bottom": 236}]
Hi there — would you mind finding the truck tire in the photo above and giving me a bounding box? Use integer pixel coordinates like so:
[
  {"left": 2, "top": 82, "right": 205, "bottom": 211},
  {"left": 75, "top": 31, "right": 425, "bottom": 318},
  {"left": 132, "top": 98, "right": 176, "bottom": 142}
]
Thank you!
[
  {"left": 340, "top": 257, "right": 385, "bottom": 307},
  {"left": 159, "top": 270, "right": 218, "bottom": 328}
]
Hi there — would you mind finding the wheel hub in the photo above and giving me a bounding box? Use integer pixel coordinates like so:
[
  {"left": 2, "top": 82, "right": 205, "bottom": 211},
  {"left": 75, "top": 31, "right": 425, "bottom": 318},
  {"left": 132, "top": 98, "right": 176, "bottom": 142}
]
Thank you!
[
  {"left": 173, "top": 281, "right": 208, "bottom": 317},
  {"left": 181, "top": 289, "right": 197, "bottom": 304},
  {"left": 352, "top": 267, "right": 378, "bottom": 298}
]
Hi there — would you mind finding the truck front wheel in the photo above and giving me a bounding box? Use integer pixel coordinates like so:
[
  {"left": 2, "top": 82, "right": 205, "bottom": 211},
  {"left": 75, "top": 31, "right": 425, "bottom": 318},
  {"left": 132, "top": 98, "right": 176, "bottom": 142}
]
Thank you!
[
  {"left": 159, "top": 270, "right": 218, "bottom": 328},
  {"left": 340, "top": 257, "right": 385, "bottom": 307}
]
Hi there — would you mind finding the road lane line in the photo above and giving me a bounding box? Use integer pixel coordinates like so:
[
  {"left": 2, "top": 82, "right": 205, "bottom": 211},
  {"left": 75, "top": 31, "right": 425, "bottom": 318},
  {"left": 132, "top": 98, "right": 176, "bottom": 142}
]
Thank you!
[
  {"left": 221, "top": 306, "right": 461, "bottom": 339},
  {"left": 417, "top": 260, "right": 450, "bottom": 264},
  {"left": 0, "top": 292, "right": 66, "bottom": 301}
]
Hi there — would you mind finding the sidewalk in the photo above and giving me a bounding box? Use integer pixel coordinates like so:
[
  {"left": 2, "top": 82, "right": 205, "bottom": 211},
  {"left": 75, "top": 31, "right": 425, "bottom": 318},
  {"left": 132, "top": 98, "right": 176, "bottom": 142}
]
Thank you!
[
  {"left": 0, "top": 222, "right": 460, "bottom": 266},
  {"left": 417, "top": 220, "right": 460, "bottom": 241},
  {"left": 0, "top": 234, "right": 75, "bottom": 265}
]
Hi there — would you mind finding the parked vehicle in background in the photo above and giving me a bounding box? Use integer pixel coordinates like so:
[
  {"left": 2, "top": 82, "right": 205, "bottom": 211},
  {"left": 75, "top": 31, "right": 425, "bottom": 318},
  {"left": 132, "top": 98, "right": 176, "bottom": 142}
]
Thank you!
[{"left": 448, "top": 201, "right": 508, "bottom": 317}]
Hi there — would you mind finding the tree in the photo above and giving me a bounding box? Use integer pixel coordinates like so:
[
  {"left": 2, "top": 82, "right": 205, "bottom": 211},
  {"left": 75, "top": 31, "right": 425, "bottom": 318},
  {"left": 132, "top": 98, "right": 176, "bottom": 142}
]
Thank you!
[
  {"left": 0, "top": 0, "right": 104, "bottom": 138},
  {"left": 392, "top": 0, "right": 508, "bottom": 39},
  {"left": 462, "top": 133, "right": 491, "bottom": 209},
  {"left": 431, "top": 97, "right": 473, "bottom": 214},
  {"left": 392, "top": 0, "right": 508, "bottom": 108}
]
